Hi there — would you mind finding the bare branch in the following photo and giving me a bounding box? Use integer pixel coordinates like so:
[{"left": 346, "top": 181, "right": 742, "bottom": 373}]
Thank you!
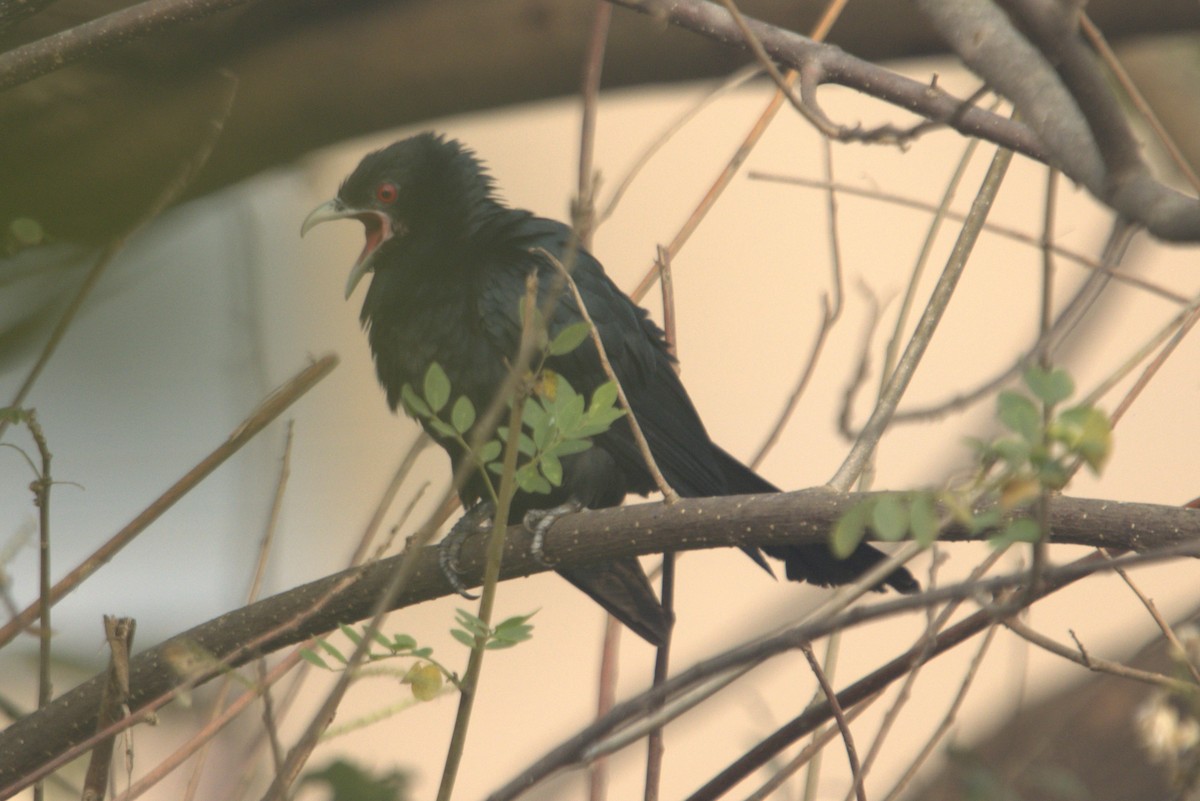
[
  {"left": 614, "top": 0, "right": 1200, "bottom": 241},
  {"left": 2, "top": 489, "right": 1199, "bottom": 790},
  {"left": 0, "top": 0, "right": 252, "bottom": 93},
  {"left": 915, "top": 0, "right": 1200, "bottom": 240}
]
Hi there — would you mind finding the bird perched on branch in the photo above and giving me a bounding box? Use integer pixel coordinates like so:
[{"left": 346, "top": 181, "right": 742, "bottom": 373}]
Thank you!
[{"left": 302, "top": 132, "right": 917, "bottom": 646}]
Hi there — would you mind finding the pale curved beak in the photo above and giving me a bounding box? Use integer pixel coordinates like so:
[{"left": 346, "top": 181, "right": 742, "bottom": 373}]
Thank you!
[
  {"left": 301, "top": 198, "right": 393, "bottom": 299},
  {"left": 300, "top": 198, "right": 349, "bottom": 237}
]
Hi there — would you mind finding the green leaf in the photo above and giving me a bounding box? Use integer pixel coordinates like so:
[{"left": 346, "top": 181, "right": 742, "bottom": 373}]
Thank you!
[
  {"left": 318, "top": 639, "right": 347, "bottom": 664},
  {"left": 997, "top": 391, "right": 1040, "bottom": 442},
  {"left": 485, "top": 639, "right": 518, "bottom": 650},
  {"left": 831, "top": 503, "right": 869, "bottom": 559},
  {"left": 1036, "top": 460, "right": 1070, "bottom": 490},
  {"left": 990, "top": 437, "right": 1032, "bottom": 469},
  {"left": 549, "top": 322, "right": 592, "bottom": 355},
  {"left": 400, "top": 384, "right": 431, "bottom": 418},
  {"left": 299, "top": 648, "right": 330, "bottom": 670},
  {"left": 515, "top": 464, "right": 553, "bottom": 494},
  {"left": 478, "top": 440, "right": 503, "bottom": 465},
  {"left": 540, "top": 451, "right": 563, "bottom": 486},
  {"left": 455, "top": 609, "right": 487, "bottom": 637},
  {"left": 339, "top": 624, "right": 364, "bottom": 647},
  {"left": 488, "top": 613, "right": 535, "bottom": 649},
  {"left": 522, "top": 396, "right": 548, "bottom": 428},
  {"left": 548, "top": 437, "right": 592, "bottom": 457},
  {"left": 376, "top": 630, "right": 402, "bottom": 649},
  {"left": 557, "top": 391, "right": 585, "bottom": 435},
  {"left": 424, "top": 363, "right": 451, "bottom": 413},
  {"left": 531, "top": 406, "right": 553, "bottom": 450},
  {"left": 450, "top": 628, "right": 477, "bottom": 648},
  {"left": 451, "top": 396, "right": 476, "bottom": 434},
  {"left": 573, "top": 410, "right": 624, "bottom": 438},
  {"left": 497, "top": 427, "right": 537, "bottom": 456},
  {"left": 496, "top": 611, "right": 537, "bottom": 628},
  {"left": 1055, "top": 405, "right": 1113, "bottom": 473},
  {"left": 590, "top": 381, "right": 619, "bottom": 412},
  {"left": 990, "top": 517, "right": 1043, "bottom": 548},
  {"left": 427, "top": 418, "right": 457, "bottom": 440},
  {"left": 909, "top": 492, "right": 939, "bottom": 547},
  {"left": 871, "top": 495, "right": 909, "bottom": 541},
  {"left": 968, "top": 508, "right": 1003, "bottom": 534},
  {"left": 551, "top": 373, "right": 578, "bottom": 414},
  {"left": 1024, "top": 367, "right": 1074, "bottom": 406}
]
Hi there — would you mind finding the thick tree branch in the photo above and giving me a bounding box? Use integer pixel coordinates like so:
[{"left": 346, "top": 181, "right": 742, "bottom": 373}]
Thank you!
[
  {"left": 611, "top": 0, "right": 1050, "bottom": 163},
  {"left": 915, "top": 0, "right": 1200, "bottom": 240},
  {"left": 613, "top": 0, "right": 1200, "bottom": 241},
  {"left": 4, "top": 0, "right": 1199, "bottom": 245},
  {"left": 0, "top": 490, "right": 1197, "bottom": 788}
]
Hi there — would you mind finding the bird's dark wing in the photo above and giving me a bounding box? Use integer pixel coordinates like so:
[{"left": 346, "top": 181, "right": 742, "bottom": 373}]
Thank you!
[
  {"left": 476, "top": 216, "right": 730, "bottom": 496},
  {"left": 475, "top": 214, "right": 916, "bottom": 594}
]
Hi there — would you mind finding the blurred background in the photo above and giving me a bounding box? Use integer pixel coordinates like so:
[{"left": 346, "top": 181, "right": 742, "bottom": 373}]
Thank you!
[{"left": 2, "top": 2, "right": 1200, "bottom": 799}]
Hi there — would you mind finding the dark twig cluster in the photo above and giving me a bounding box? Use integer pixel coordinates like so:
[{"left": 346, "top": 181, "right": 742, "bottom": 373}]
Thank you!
[{"left": 613, "top": 0, "right": 1200, "bottom": 242}]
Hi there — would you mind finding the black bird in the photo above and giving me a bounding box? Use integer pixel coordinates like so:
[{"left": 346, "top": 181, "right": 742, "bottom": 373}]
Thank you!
[{"left": 302, "top": 133, "right": 917, "bottom": 646}]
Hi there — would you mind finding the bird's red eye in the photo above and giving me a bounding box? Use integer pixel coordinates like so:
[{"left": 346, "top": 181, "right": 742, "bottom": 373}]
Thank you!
[{"left": 376, "top": 182, "right": 399, "bottom": 204}]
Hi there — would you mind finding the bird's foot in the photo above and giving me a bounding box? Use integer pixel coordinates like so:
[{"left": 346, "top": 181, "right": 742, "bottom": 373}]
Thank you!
[
  {"left": 522, "top": 500, "right": 584, "bottom": 567},
  {"left": 438, "top": 501, "right": 495, "bottom": 599}
]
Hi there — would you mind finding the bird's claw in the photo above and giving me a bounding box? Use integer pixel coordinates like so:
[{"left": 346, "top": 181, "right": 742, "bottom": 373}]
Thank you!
[
  {"left": 522, "top": 500, "right": 584, "bottom": 567},
  {"left": 438, "top": 502, "right": 495, "bottom": 599}
]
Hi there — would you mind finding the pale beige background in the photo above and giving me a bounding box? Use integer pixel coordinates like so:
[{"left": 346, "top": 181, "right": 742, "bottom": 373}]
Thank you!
[{"left": 2, "top": 57, "right": 1198, "bottom": 800}]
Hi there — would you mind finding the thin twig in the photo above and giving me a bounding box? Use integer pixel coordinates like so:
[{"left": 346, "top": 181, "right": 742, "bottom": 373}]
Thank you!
[
  {"left": 587, "top": 615, "right": 624, "bottom": 801},
  {"left": 745, "top": 695, "right": 876, "bottom": 801},
  {"left": 882, "top": 131, "right": 987, "bottom": 395},
  {"left": 630, "top": 72, "right": 796, "bottom": 303},
  {"left": 574, "top": 0, "right": 611, "bottom": 249},
  {"left": 1082, "top": 293, "right": 1200, "bottom": 410},
  {"left": 1101, "top": 553, "right": 1200, "bottom": 687},
  {"left": 349, "top": 434, "right": 432, "bottom": 566},
  {"left": 801, "top": 631, "right": 840, "bottom": 801},
  {"left": 82, "top": 617, "right": 135, "bottom": 801},
  {"left": 112, "top": 647, "right": 307, "bottom": 801},
  {"left": 542, "top": 248, "right": 678, "bottom": 502},
  {"left": 200, "top": 439, "right": 430, "bottom": 801},
  {"left": 0, "top": 354, "right": 338, "bottom": 650},
  {"left": 25, "top": 411, "right": 53, "bottom": 747},
  {"left": 1005, "top": 617, "right": 1194, "bottom": 692},
  {"left": 0, "top": 71, "right": 238, "bottom": 443},
  {"left": 643, "top": 552, "right": 674, "bottom": 801},
  {"left": 1079, "top": 14, "right": 1200, "bottom": 193},
  {"left": 748, "top": 171, "right": 1187, "bottom": 305},
  {"left": 829, "top": 145, "right": 1014, "bottom": 491},
  {"left": 802, "top": 643, "right": 865, "bottom": 801},
  {"left": 846, "top": 547, "right": 1005, "bottom": 801},
  {"left": 678, "top": 559, "right": 1105, "bottom": 801},
  {"left": 596, "top": 65, "right": 762, "bottom": 229},
  {"left": 435, "top": 274, "right": 542, "bottom": 801},
  {"left": 182, "top": 423, "right": 295, "bottom": 801},
  {"left": 879, "top": 621, "right": 1000, "bottom": 801},
  {"left": 750, "top": 134, "right": 845, "bottom": 467},
  {"left": 0, "top": 0, "right": 253, "bottom": 92}
]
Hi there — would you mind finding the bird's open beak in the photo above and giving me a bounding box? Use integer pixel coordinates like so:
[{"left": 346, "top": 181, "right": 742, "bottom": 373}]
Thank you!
[{"left": 301, "top": 198, "right": 394, "bottom": 299}]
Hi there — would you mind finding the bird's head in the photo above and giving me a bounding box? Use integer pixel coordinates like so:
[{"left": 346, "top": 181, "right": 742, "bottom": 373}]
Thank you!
[{"left": 301, "top": 132, "right": 494, "bottom": 298}]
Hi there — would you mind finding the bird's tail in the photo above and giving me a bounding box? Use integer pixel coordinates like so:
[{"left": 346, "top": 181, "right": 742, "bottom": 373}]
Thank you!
[
  {"left": 557, "top": 558, "right": 673, "bottom": 646},
  {"left": 711, "top": 446, "right": 919, "bottom": 594}
]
